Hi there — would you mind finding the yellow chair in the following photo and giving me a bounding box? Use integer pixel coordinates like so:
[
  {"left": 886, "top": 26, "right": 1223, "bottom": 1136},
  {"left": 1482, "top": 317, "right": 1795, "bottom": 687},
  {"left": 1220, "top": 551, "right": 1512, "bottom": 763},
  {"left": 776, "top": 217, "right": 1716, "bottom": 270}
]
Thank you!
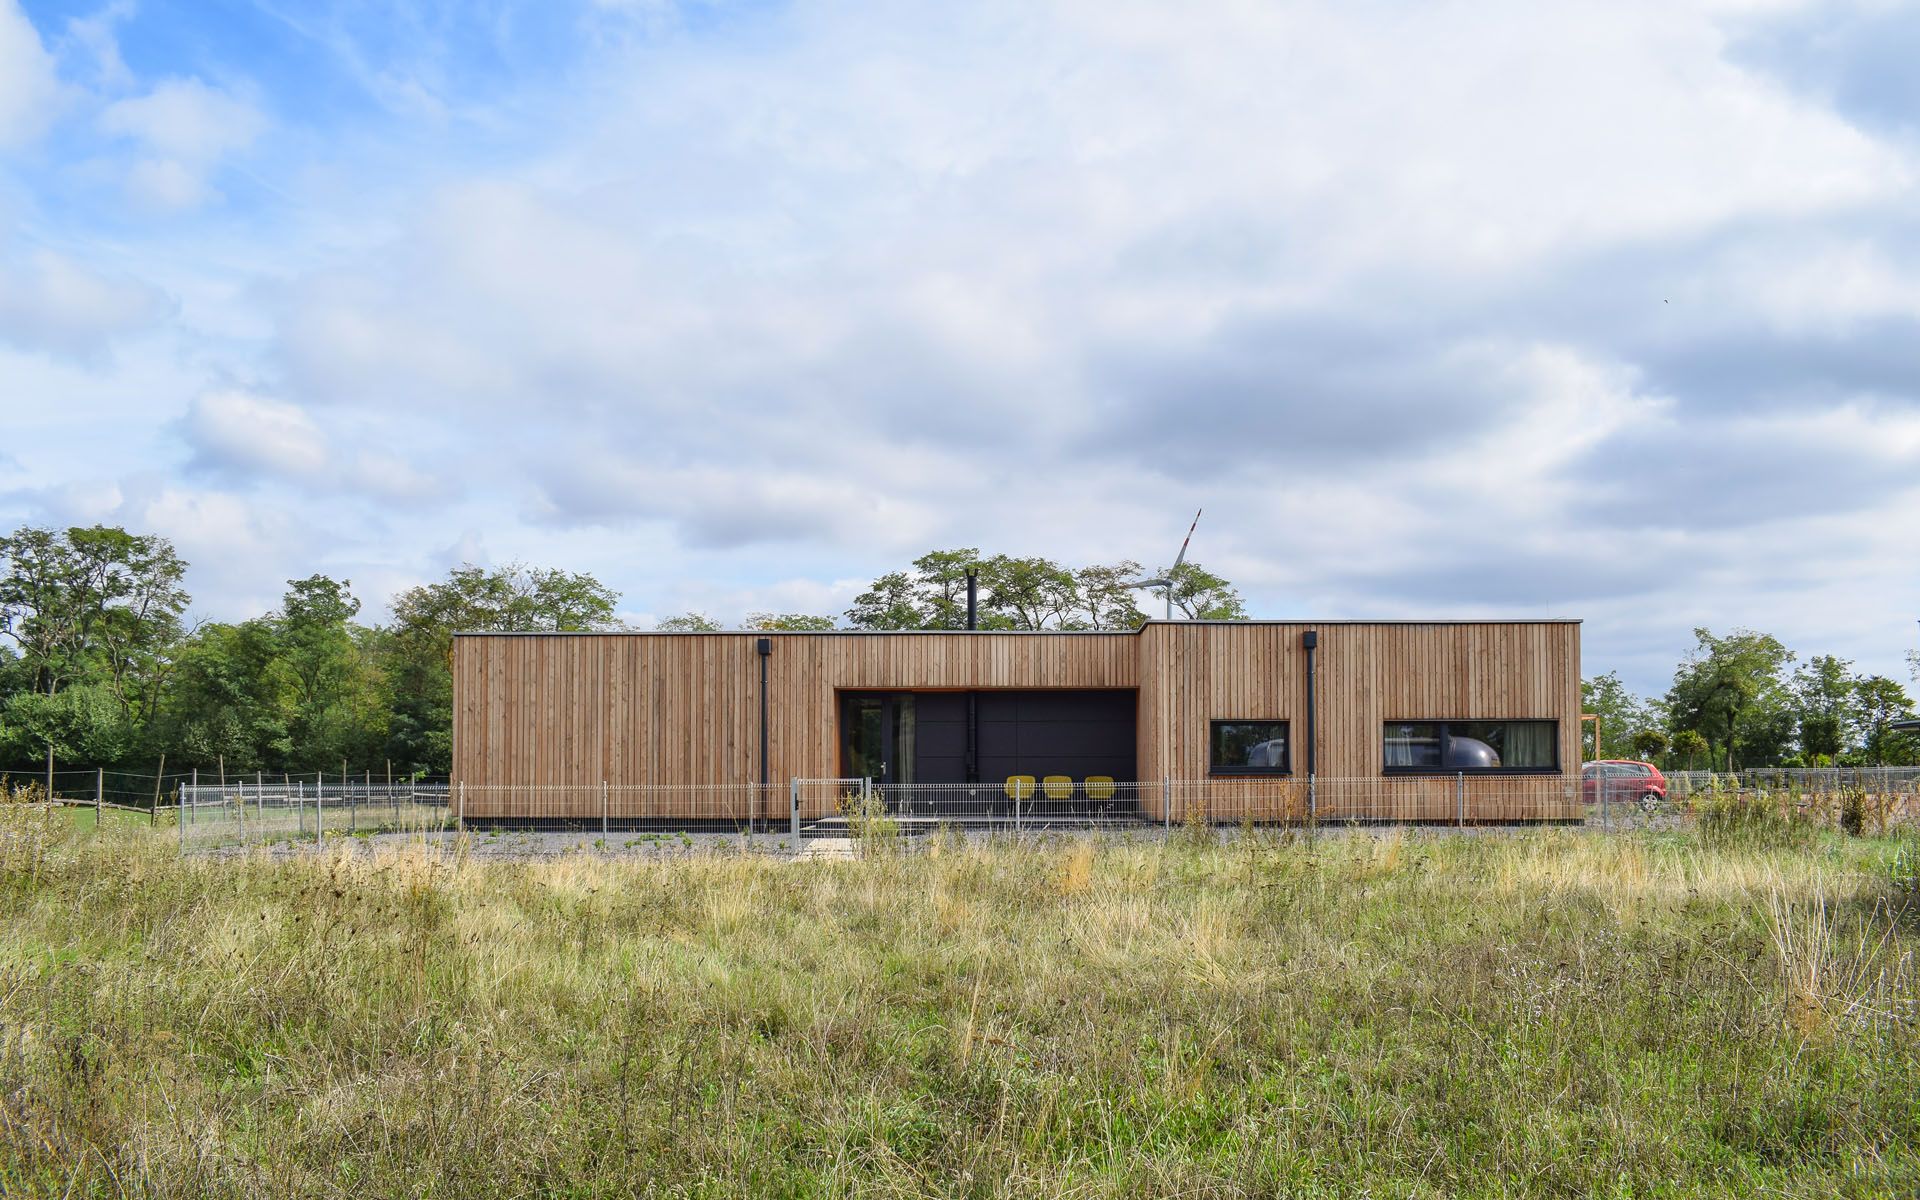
[
  {"left": 1084, "top": 776, "right": 1115, "bottom": 801},
  {"left": 1004, "top": 775, "right": 1035, "bottom": 802},
  {"left": 1041, "top": 775, "right": 1073, "bottom": 801}
]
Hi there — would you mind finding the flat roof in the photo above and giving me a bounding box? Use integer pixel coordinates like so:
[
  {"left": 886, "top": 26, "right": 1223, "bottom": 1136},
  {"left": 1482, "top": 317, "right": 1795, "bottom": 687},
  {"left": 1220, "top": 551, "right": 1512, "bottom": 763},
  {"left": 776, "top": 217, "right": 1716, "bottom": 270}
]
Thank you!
[{"left": 455, "top": 618, "right": 1582, "bottom": 637}]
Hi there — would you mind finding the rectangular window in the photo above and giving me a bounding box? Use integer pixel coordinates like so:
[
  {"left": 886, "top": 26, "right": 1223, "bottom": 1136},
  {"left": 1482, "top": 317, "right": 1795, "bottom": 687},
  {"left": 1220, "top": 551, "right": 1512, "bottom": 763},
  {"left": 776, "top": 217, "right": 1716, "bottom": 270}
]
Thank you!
[
  {"left": 1210, "top": 720, "right": 1290, "bottom": 774},
  {"left": 1383, "top": 720, "right": 1558, "bottom": 773}
]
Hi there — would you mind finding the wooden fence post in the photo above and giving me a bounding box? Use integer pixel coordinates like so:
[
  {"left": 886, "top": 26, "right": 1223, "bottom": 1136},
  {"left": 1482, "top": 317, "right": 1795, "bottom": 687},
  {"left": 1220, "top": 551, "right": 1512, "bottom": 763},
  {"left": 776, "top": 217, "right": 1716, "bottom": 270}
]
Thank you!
[{"left": 150, "top": 753, "right": 165, "bottom": 827}]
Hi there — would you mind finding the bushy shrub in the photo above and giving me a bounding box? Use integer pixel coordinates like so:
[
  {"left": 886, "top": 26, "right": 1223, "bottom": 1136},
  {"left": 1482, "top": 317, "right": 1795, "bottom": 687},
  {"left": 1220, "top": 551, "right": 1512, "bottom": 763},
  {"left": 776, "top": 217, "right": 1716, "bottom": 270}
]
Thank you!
[{"left": 1699, "top": 790, "right": 1817, "bottom": 851}]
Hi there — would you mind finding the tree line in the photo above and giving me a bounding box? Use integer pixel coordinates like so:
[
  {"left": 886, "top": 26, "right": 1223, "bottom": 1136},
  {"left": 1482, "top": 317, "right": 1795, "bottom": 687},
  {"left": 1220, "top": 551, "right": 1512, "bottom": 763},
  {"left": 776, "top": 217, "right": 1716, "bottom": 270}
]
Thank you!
[
  {"left": 10, "top": 523, "right": 1909, "bottom": 778},
  {"left": 0, "top": 525, "right": 627, "bottom": 777},
  {"left": 1584, "top": 628, "right": 1920, "bottom": 771},
  {"left": 0, "top": 528, "right": 1245, "bottom": 776},
  {"left": 663, "top": 548, "right": 1247, "bottom": 632}
]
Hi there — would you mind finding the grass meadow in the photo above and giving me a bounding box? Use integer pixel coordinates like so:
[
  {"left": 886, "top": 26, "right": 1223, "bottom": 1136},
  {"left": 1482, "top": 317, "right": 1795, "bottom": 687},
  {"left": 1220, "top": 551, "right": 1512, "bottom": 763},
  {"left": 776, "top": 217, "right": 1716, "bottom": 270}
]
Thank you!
[{"left": 1, "top": 802, "right": 1917, "bottom": 1198}]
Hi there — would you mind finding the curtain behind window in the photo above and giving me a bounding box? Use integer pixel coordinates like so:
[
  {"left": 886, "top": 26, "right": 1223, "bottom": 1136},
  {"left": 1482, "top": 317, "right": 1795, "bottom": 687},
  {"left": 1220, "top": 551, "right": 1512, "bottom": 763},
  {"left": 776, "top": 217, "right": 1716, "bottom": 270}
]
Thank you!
[{"left": 1504, "top": 721, "right": 1555, "bottom": 768}]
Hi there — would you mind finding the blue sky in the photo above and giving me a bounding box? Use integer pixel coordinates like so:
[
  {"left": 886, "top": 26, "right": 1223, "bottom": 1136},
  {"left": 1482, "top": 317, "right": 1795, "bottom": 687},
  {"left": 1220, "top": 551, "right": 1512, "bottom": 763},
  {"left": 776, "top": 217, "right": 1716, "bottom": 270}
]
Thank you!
[{"left": 1, "top": 0, "right": 1917, "bottom": 698}]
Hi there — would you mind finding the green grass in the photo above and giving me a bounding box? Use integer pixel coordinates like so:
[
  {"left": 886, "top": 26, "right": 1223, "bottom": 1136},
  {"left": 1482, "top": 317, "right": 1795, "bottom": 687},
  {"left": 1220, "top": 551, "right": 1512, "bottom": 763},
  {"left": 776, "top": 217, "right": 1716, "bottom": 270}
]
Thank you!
[
  {"left": 2, "top": 807, "right": 1917, "bottom": 1198},
  {"left": 53, "top": 803, "right": 157, "bottom": 833}
]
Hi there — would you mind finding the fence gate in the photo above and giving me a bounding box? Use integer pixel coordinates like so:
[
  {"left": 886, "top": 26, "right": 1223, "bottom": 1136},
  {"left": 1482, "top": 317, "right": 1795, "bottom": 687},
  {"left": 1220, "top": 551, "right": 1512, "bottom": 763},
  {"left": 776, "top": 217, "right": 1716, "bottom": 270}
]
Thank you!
[{"left": 790, "top": 778, "right": 868, "bottom": 839}]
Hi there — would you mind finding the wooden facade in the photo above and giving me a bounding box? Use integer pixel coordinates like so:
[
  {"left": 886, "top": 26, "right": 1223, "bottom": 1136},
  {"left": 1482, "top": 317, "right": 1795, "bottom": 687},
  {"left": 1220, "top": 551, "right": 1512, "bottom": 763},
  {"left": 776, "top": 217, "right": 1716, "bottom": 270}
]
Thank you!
[{"left": 451, "top": 620, "right": 1581, "bottom": 822}]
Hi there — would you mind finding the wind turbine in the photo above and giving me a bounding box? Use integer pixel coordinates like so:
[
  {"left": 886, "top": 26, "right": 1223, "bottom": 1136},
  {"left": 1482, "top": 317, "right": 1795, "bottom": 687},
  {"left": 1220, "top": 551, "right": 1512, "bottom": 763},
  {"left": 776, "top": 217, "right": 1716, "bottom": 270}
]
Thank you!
[{"left": 1125, "top": 509, "right": 1202, "bottom": 620}]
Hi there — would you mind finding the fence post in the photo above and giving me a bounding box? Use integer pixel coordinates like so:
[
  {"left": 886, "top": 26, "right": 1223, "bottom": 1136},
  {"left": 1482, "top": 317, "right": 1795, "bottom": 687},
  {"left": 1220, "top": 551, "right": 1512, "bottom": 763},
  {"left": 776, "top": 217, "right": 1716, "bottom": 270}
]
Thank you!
[
  {"left": 790, "top": 777, "right": 800, "bottom": 843},
  {"left": 151, "top": 753, "right": 165, "bottom": 828},
  {"left": 1162, "top": 777, "right": 1172, "bottom": 830},
  {"left": 181, "top": 767, "right": 192, "bottom": 853},
  {"left": 45, "top": 745, "right": 53, "bottom": 802},
  {"left": 316, "top": 771, "right": 324, "bottom": 843},
  {"left": 602, "top": 780, "right": 609, "bottom": 838},
  {"left": 95, "top": 768, "right": 103, "bottom": 826},
  {"left": 1456, "top": 771, "right": 1465, "bottom": 828},
  {"left": 457, "top": 780, "right": 466, "bottom": 832}
]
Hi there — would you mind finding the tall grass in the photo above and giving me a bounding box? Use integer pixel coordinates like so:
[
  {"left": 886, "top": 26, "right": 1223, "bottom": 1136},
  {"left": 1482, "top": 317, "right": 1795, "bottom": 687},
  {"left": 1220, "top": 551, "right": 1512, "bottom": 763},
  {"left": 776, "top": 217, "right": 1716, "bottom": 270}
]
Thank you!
[{"left": 1, "top": 801, "right": 1916, "bottom": 1197}]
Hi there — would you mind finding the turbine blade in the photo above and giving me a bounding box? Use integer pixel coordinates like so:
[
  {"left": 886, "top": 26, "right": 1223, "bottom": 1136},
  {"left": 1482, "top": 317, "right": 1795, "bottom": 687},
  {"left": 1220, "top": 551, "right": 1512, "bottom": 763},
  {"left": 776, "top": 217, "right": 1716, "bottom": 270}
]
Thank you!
[{"left": 1171, "top": 508, "right": 1201, "bottom": 573}]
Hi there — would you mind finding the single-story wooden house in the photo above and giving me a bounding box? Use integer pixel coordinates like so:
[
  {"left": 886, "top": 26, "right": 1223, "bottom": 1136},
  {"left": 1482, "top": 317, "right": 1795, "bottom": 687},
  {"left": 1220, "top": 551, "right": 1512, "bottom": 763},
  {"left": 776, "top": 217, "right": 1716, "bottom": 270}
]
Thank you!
[{"left": 450, "top": 619, "right": 1582, "bottom": 825}]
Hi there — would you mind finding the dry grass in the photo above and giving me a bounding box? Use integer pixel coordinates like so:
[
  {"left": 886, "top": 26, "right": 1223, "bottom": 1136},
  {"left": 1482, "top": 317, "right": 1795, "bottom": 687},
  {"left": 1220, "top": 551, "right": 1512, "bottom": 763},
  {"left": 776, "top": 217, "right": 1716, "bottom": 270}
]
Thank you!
[{"left": 1, "top": 804, "right": 1917, "bottom": 1197}]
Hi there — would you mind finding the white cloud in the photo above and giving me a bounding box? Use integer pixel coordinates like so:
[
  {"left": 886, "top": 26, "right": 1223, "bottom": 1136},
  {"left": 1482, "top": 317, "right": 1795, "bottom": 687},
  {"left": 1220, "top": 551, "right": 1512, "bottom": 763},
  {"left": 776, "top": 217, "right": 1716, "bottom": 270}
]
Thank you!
[
  {"left": 61, "top": 0, "right": 135, "bottom": 92},
  {"left": 8, "top": 0, "right": 1920, "bottom": 690},
  {"left": 182, "top": 388, "right": 444, "bottom": 502},
  {"left": 0, "top": 247, "right": 169, "bottom": 357},
  {"left": 184, "top": 388, "right": 328, "bottom": 476},
  {"left": 0, "top": 0, "right": 57, "bottom": 147},
  {"left": 98, "top": 77, "right": 266, "bottom": 210}
]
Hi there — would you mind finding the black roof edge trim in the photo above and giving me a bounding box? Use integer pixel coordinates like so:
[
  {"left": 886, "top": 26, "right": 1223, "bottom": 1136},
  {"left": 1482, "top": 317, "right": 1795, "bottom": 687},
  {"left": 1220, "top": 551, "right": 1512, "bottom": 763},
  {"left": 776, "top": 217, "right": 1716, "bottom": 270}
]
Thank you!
[{"left": 453, "top": 618, "right": 1583, "bottom": 638}]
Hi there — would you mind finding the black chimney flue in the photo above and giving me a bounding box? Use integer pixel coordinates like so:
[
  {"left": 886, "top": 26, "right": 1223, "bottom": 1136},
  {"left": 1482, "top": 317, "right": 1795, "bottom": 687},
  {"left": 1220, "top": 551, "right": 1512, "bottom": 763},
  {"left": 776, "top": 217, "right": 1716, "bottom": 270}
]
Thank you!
[{"left": 965, "top": 570, "right": 978, "bottom": 630}]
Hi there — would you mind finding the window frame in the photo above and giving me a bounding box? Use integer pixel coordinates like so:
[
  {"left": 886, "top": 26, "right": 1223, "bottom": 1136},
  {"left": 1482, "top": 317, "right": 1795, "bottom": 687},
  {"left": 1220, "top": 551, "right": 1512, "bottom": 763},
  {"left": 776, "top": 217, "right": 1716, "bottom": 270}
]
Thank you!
[
  {"left": 1208, "top": 719, "right": 1293, "bottom": 776},
  {"left": 1381, "top": 718, "right": 1561, "bottom": 775}
]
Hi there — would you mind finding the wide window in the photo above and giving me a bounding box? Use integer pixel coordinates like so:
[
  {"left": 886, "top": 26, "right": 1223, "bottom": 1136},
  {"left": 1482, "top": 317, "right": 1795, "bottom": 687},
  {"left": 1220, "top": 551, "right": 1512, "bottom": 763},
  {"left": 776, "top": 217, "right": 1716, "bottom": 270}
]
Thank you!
[
  {"left": 1210, "top": 721, "right": 1290, "bottom": 774},
  {"left": 1383, "top": 720, "right": 1557, "bottom": 773}
]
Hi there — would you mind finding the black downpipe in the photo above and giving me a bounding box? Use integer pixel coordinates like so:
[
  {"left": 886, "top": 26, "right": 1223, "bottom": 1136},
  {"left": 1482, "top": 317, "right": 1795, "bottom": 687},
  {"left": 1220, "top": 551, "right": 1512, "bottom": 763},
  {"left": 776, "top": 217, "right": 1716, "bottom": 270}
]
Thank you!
[
  {"left": 966, "top": 692, "right": 978, "bottom": 783},
  {"left": 757, "top": 638, "right": 772, "bottom": 829},
  {"left": 1302, "top": 630, "right": 1318, "bottom": 819},
  {"left": 965, "top": 570, "right": 978, "bottom": 630}
]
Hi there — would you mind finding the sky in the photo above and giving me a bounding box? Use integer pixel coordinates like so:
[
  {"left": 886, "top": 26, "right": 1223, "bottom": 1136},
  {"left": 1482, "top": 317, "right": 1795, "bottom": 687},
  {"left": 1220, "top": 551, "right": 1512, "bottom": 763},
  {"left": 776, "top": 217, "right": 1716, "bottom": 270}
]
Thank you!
[{"left": 0, "top": 0, "right": 1917, "bottom": 698}]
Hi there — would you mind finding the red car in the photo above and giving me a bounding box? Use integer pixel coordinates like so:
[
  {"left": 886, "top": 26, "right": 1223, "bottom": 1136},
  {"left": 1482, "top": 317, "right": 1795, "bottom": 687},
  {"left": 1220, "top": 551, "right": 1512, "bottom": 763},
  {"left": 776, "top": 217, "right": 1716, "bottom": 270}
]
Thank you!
[{"left": 1582, "top": 760, "right": 1668, "bottom": 812}]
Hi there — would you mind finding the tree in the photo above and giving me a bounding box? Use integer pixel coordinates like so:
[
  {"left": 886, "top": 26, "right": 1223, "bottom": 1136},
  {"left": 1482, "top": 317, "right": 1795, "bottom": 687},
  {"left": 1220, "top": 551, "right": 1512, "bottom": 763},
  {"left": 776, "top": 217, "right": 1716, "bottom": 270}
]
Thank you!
[
  {"left": 845, "top": 550, "right": 985, "bottom": 630},
  {"left": 1792, "top": 654, "right": 1857, "bottom": 765},
  {"left": 0, "top": 526, "right": 189, "bottom": 730},
  {"left": 655, "top": 613, "right": 721, "bottom": 632},
  {"left": 1581, "top": 672, "right": 1651, "bottom": 760},
  {"left": 1665, "top": 628, "right": 1794, "bottom": 771},
  {"left": 276, "top": 576, "right": 386, "bottom": 770},
  {"left": 1671, "top": 729, "right": 1709, "bottom": 772},
  {"left": 844, "top": 572, "right": 921, "bottom": 630},
  {"left": 1853, "top": 675, "right": 1917, "bottom": 765},
  {"left": 384, "top": 564, "right": 622, "bottom": 773},
  {"left": 1070, "top": 562, "right": 1149, "bottom": 630},
  {"left": 977, "top": 555, "right": 1078, "bottom": 630},
  {"left": 154, "top": 619, "right": 292, "bottom": 773},
  {"left": 1629, "top": 728, "right": 1668, "bottom": 763},
  {"left": 747, "top": 613, "right": 836, "bottom": 631},
  {"left": 905, "top": 549, "right": 982, "bottom": 630},
  {"left": 1162, "top": 562, "right": 1246, "bottom": 621},
  {"left": 0, "top": 685, "right": 135, "bottom": 766},
  {"left": 844, "top": 548, "right": 1220, "bottom": 630}
]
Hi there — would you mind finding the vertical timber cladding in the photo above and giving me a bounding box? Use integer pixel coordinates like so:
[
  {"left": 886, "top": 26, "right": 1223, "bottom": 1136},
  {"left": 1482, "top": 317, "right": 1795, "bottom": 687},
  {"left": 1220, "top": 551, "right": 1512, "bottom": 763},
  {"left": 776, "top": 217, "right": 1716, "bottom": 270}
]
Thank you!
[
  {"left": 1136, "top": 621, "right": 1582, "bottom": 821},
  {"left": 451, "top": 631, "right": 1140, "bottom": 820},
  {"left": 451, "top": 620, "right": 1580, "bottom": 822}
]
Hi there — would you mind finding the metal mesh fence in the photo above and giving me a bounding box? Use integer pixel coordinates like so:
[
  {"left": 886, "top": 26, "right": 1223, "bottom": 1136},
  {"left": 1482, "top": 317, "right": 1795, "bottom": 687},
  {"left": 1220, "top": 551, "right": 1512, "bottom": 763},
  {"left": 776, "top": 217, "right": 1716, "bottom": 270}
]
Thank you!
[
  {"left": 783, "top": 775, "right": 1587, "bottom": 837},
  {"left": 1612, "top": 769, "right": 1920, "bottom": 831},
  {"left": 178, "top": 777, "right": 451, "bottom": 851},
  {"left": 795, "top": 779, "right": 1155, "bottom": 836},
  {"left": 455, "top": 783, "right": 782, "bottom": 834},
  {"left": 21, "top": 763, "right": 1920, "bottom": 851},
  {"left": 1665, "top": 767, "right": 1920, "bottom": 799},
  {"left": 6, "top": 767, "right": 190, "bottom": 814}
]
